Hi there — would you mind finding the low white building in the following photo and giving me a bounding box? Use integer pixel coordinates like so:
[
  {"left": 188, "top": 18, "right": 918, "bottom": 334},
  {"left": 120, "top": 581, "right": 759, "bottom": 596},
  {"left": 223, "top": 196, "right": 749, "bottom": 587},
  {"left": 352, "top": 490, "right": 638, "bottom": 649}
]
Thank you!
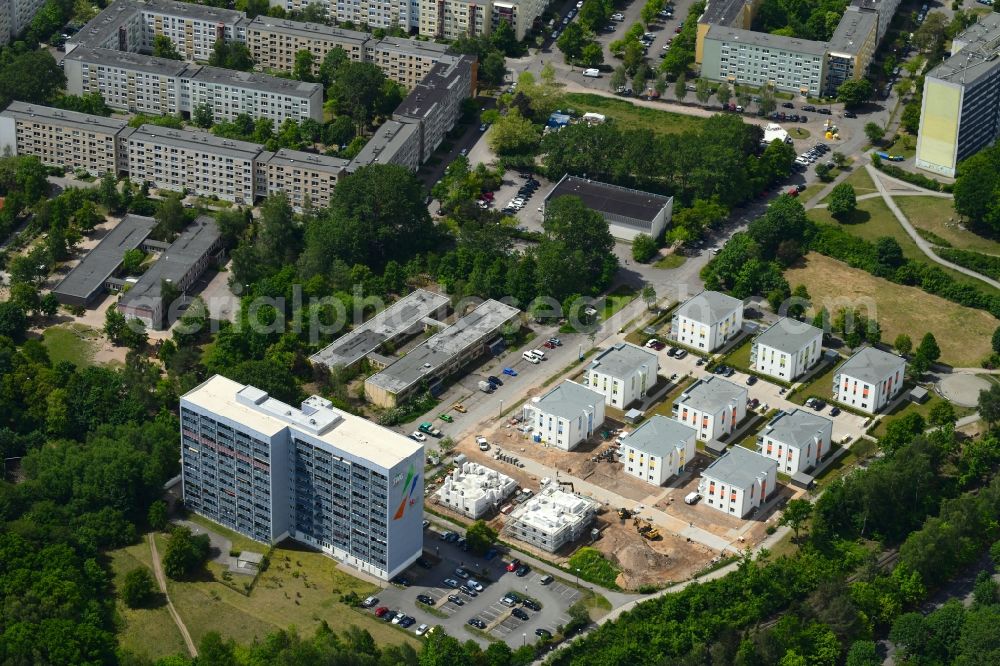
[
  {"left": 672, "top": 376, "right": 747, "bottom": 442},
  {"left": 505, "top": 485, "right": 599, "bottom": 553},
  {"left": 620, "top": 416, "right": 696, "bottom": 486},
  {"left": 523, "top": 380, "right": 605, "bottom": 451},
  {"left": 757, "top": 409, "right": 833, "bottom": 475},
  {"left": 670, "top": 291, "right": 744, "bottom": 352},
  {"left": 750, "top": 317, "right": 823, "bottom": 382},
  {"left": 832, "top": 346, "right": 906, "bottom": 414},
  {"left": 699, "top": 446, "right": 778, "bottom": 518},
  {"left": 588, "top": 342, "right": 659, "bottom": 410},
  {"left": 434, "top": 462, "right": 517, "bottom": 519}
]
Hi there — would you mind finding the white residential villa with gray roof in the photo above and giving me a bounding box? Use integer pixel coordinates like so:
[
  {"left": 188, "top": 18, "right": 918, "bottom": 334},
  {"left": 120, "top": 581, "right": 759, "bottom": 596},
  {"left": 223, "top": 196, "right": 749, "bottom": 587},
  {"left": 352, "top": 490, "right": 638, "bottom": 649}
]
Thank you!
[
  {"left": 699, "top": 445, "right": 777, "bottom": 518},
  {"left": 620, "top": 416, "right": 696, "bottom": 486},
  {"left": 588, "top": 343, "right": 658, "bottom": 409},
  {"left": 757, "top": 409, "right": 833, "bottom": 475},
  {"left": 833, "top": 346, "right": 906, "bottom": 414},
  {"left": 751, "top": 317, "right": 823, "bottom": 381},
  {"left": 524, "top": 380, "right": 605, "bottom": 451},
  {"left": 670, "top": 291, "right": 744, "bottom": 352},
  {"left": 673, "top": 376, "right": 747, "bottom": 441}
]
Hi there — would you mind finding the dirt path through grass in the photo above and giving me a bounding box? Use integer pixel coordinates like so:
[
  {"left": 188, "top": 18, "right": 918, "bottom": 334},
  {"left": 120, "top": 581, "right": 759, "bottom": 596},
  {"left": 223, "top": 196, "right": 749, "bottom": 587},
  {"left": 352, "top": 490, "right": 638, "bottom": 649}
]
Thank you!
[{"left": 149, "top": 533, "right": 198, "bottom": 657}]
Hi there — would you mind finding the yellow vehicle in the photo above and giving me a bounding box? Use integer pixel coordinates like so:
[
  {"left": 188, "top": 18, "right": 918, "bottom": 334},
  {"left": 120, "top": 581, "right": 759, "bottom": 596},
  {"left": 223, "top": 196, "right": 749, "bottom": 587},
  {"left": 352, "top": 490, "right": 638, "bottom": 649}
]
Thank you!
[{"left": 642, "top": 528, "right": 661, "bottom": 541}]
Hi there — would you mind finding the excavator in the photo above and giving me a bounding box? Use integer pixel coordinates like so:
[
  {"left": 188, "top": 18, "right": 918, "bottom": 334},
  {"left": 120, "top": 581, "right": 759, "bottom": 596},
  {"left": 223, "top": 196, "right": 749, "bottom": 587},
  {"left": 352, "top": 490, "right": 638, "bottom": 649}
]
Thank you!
[
  {"left": 618, "top": 507, "right": 632, "bottom": 521},
  {"left": 633, "top": 517, "right": 661, "bottom": 541}
]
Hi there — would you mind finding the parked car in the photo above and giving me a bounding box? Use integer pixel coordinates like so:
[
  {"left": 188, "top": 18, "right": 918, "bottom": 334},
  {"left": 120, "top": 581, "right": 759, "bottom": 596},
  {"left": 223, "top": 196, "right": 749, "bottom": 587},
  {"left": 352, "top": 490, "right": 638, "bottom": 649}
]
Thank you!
[
  {"left": 454, "top": 567, "right": 470, "bottom": 579},
  {"left": 830, "top": 406, "right": 841, "bottom": 416},
  {"left": 477, "top": 436, "right": 490, "bottom": 451},
  {"left": 522, "top": 598, "right": 541, "bottom": 611},
  {"left": 468, "top": 618, "right": 487, "bottom": 629},
  {"left": 362, "top": 596, "right": 379, "bottom": 608},
  {"left": 416, "top": 624, "right": 430, "bottom": 636},
  {"left": 506, "top": 558, "right": 521, "bottom": 572},
  {"left": 410, "top": 431, "right": 427, "bottom": 442},
  {"left": 684, "top": 491, "right": 701, "bottom": 505},
  {"left": 516, "top": 564, "right": 531, "bottom": 577},
  {"left": 502, "top": 367, "right": 518, "bottom": 376},
  {"left": 511, "top": 608, "right": 530, "bottom": 621},
  {"left": 488, "top": 375, "right": 503, "bottom": 386},
  {"left": 448, "top": 594, "right": 464, "bottom": 605},
  {"left": 467, "top": 579, "right": 484, "bottom": 592},
  {"left": 375, "top": 606, "right": 389, "bottom": 617},
  {"left": 416, "top": 557, "right": 432, "bottom": 569},
  {"left": 460, "top": 584, "right": 478, "bottom": 597},
  {"left": 382, "top": 610, "right": 397, "bottom": 623},
  {"left": 844, "top": 110, "right": 857, "bottom": 118},
  {"left": 501, "top": 593, "right": 520, "bottom": 607},
  {"left": 811, "top": 399, "right": 827, "bottom": 411},
  {"left": 399, "top": 615, "right": 416, "bottom": 628},
  {"left": 746, "top": 375, "right": 758, "bottom": 386},
  {"left": 539, "top": 574, "right": 554, "bottom": 585},
  {"left": 802, "top": 104, "right": 816, "bottom": 112},
  {"left": 548, "top": 337, "right": 562, "bottom": 346},
  {"left": 536, "top": 628, "right": 553, "bottom": 639},
  {"left": 443, "top": 578, "right": 460, "bottom": 588},
  {"left": 674, "top": 349, "right": 688, "bottom": 359},
  {"left": 452, "top": 403, "right": 467, "bottom": 413}
]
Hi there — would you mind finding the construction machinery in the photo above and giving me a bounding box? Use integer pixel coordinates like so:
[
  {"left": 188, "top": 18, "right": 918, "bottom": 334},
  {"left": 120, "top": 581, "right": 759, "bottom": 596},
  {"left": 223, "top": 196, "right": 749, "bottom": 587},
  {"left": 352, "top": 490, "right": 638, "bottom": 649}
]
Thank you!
[
  {"left": 618, "top": 507, "right": 632, "bottom": 521},
  {"left": 633, "top": 517, "right": 661, "bottom": 540},
  {"left": 642, "top": 528, "right": 661, "bottom": 541}
]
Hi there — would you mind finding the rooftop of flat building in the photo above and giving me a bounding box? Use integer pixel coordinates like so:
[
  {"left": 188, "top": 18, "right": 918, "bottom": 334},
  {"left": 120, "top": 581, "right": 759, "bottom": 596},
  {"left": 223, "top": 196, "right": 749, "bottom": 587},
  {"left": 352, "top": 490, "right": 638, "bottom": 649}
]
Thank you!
[
  {"left": 589, "top": 342, "right": 658, "bottom": 380},
  {"left": 142, "top": 0, "right": 244, "bottom": 22},
  {"left": 64, "top": 46, "right": 194, "bottom": 76},
  {"left": 349, "top": 119, "right": 420, "bottom": 169},
  {"left": 246, "top": 15, "right": 371, "bottom": 45},
  {"left": 702, "top": 445, "right": 776, "bottom": 488},
  {"left": 622, "top": 415, "right": 696, "bottom": 458},
  {"left": 699, "top": 0, "right": 750, "bottom": 27},
  {"left": 68, "top": 0, "right": 141, "bottom": 48},
  {"left": 118, "top": 216, "right": 221, "bottom": 307},
  {"left": 544, "top": 175, "right": 672, "bottom": 225},
  {"left": 674, "top": 290, "right": 743, "bottom": 325},
  {"left": 828, "top": 6, "right": 877, "bottom": 55},
  {"left": 394, "top": 57, "right": 473, "bottom": 120},
  {"left": 190, "top": 65, "right": 322, "bottom": 96},
  {"left": 370, "top": 36, "right": 453, "bottom": 58},
  {"left": 310, "top": 289, "right": 449, "bottom": 368},
  {"left": 508, "top": 485, "right": 598, "bottom": 533},
  {"left": 263, "top": 148, "right": 349, "bottom": 172},
  {"left": 530, "top": 380, "right": 604, "bottom": 421},
  {"left": 761, "top": 409, "right": 832, "bottom": 449},
  {"left": 704, "top": 24, "right": 829, "bottom": 56},
  {"left": 127, "top": 124, "right": 264, "bottom": 160},
  {"left": 928, "top": 12, "right": 1000, "bottom": 86},
  {"left": 52, "top": 214, "right": 156, "bottom": 302},
  {"left": 676, "top": 376, "right": 747, "bottom": 413},
  {"left": 365, "top": 299, "right": 520, "bottom": 395},
  {"left": 835, "top": 346, "right": 905, "bottom": 384},
  {"left": 1, "top": 101, "right": 129, "bottom": 133},
  {"left": 753, "top": 317, "right": 822, "bottom": 354},
  {"left": 182, "top": 375, "right": 423, "bottom": 469}
]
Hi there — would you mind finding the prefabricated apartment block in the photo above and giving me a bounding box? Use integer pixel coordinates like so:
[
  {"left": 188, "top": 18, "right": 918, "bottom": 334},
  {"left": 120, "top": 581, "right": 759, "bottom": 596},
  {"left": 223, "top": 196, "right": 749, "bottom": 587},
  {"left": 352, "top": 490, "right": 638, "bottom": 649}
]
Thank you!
[
  {"left": 180, "top": 374, "right": 425, "bottom": 580},
  {"left": 363, "top": 299, "right": 520, "bottom": 408},
  {"left": 505, "top": 485, "right": 599, "bottom": 553},
  {"left": 523, "top": 380, "right": 606, "bottom": 451},
  {"left": 670, "top": 290, "right": 744, "bottom": 353}
]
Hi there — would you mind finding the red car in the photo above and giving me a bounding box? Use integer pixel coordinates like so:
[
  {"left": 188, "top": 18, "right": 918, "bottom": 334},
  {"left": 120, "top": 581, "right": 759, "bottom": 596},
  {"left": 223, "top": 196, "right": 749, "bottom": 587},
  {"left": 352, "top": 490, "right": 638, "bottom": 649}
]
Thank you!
[
  {"left": 787, "top": 188, "right": 799, "bottom": 197},
  {"left": 543, "top": 341, "right": 556, "bottom": 349},
  {"left": 375, "top": 606, "right": 389, "bottom": 617},
  {"left": 674, "top": 25, "right": 681, "bottom": 33},
  {"left": 506, "top": 558, "right": 521, "bottom": 572},
  {"left": 482, "top": 191, "right": 494, "bottom": 201}
]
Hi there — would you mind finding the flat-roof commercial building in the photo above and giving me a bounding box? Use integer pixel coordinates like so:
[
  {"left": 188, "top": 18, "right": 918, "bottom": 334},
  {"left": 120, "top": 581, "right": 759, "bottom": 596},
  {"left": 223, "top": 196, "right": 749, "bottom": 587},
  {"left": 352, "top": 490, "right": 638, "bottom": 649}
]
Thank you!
[
  {"left": 700, "top": 25, "right": 830, "bottom": 97},
  {"left": 620, "top": 415, "right": 696, "bottom": 486},
  {"left": 181, "top": 375, "right": 424, "bottom": 580},
  {"left": 505, "top": 485, "right": 599, "bottom": 553},
  {"left": 543, "top": 175, "right": 673, "bottom": 242},
  {"left": 757, "top": 408, "right": 832, "bottom": 475},
  {"left": 523, "top": 380, "right": 606, "bottom": 451},
  {"left": 587, "top": 342, "right": 658, "bottom": 410},
  {"left": 365, "top": 299, "right": 520, "bottom": 407},
  {"left": 434, "top": 462, "right": 517, "bottom": 518},
  {"left": 670, "top": 290, "right": 744, "bottom": 353},
  {"left": 832, "top": 346, "right": 906, "bottom": 414},
  {"left": 0, "top": 101, "right": 129, "bottom": 176},
  {"left": 750, "top": 317, "right": 823, "bottom": 382},
  {"left": 310, "top": 289, "right": 449, "bottom": 370},
  {"left": 916, "top": 13, "right": 1000, "bottom": 177},
  {"left": 246, "top": 17, "right": 371, "bottom": 74},
  {"left": 672, "top": 376, "right": 747, "bottom": 442},
  {"left": 126, "top": 124, "right": 262, "bottom": 204},
  {"left": 256, "top": 148, "right": 349, "bottom": 210},
  {"left": 118, "top": 216, "right": 222, "bottom": 329},
  {"left": 51, "top": 214, "right": 157, "bottom": 307},
  {"left": 826, "top": 6, "right": 878, "bottom": 94},
  {"left": 698, "top": 445, "right": 777, "bottom": 518},
  {"left": 393, "top": 55, "right": 475, "bottom": 163}
]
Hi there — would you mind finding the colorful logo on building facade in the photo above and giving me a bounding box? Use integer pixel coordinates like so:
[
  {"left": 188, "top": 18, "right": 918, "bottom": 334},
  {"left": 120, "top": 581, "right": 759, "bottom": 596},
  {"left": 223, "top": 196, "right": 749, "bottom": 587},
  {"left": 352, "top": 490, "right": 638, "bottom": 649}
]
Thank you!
[{"left": 393, "top": 464, "right": 420, "bottom": 520}]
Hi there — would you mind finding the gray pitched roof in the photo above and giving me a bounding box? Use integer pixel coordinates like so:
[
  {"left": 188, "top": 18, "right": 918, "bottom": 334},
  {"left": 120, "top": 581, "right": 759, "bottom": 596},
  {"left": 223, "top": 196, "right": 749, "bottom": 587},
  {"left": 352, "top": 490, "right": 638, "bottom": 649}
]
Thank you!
[
  {"left": 532, "top": 380, "right": 604, "bottom": 420},
  {"left": 835, "top": 346, "right": 905, "bottom": 384},
  {"left": 622, "top": 416, "right": 696, "bottom": 458},
  {"left": 753, "top": 317, "right": 822, "bottom": 355},
  {"left": 589, "top": 343, "right": 657, "bottom": 379},
  {"left": 762, "top": 409, "right": 832, "bottom": 449},
  {"left": 702, "top": 445, "right": 776, "bottom": 488},
  {"left": 676, "top": 376, "right": 746, "bottom": 413},
  {"left": 675, "top": 291, "right": 743, "bottom": 325}
]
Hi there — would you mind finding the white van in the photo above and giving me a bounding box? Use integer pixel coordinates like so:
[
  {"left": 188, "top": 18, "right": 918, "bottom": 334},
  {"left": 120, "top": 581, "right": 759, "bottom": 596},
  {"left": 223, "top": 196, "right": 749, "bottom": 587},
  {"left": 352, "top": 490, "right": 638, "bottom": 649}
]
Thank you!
[
  {"left": 583, "top": 68, "right": 601, "bottom": 78},
  {"left": 522, "top": 351, "right": 540, "bottom": 364},
  {"left": 530, "top": 349, "right": 546, "bottom": 360}
]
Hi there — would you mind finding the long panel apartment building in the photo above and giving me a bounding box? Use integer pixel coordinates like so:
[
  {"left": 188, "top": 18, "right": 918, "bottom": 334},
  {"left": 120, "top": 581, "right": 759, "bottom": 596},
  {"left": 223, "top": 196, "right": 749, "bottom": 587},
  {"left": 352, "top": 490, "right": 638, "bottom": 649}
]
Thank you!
[
  {"left": 246, "top": 16, "right": 371, "bottom": 74},
  {"left": 139, "top": 0, "right": 248, "bottom": 61},
  {"left": 181, "top": 375, "right": 425, "bottom": 580},
  {"left": 915, "top": 13, "right": 1000, "bottom": 177},
  {"left": 0, "top": 0, "right": 49, "bottom": 43}
]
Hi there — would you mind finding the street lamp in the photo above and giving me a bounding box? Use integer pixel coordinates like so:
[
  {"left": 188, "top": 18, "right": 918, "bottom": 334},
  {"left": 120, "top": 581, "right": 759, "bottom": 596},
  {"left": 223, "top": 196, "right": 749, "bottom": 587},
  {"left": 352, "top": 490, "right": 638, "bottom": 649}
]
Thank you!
[
  {"left": 499, "top": 399, "right": 504, "bottom": 418},
  {"left": 522, "top": 632, "right": 527, "bottom": 647},
  {"left": 575, "top": 567, "right": 580, "bottom": 587}
]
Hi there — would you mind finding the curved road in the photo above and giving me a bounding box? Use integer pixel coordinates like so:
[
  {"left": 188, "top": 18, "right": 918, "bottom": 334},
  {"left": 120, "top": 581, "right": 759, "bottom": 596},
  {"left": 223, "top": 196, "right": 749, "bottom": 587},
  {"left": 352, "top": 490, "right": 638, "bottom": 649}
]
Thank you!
[
  {"left": 149, "top": 533, "right": 198, "bottom": 658},
  {"left": 864, "top": 163, "right": 1000, "bottom": 290}
]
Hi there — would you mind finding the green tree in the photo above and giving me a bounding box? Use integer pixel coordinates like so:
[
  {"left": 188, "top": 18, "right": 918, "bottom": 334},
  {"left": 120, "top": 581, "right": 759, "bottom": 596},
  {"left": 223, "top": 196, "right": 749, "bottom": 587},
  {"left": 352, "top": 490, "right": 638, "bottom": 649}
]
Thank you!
[
  {"left": 536, "top": 196, "right": 617, "bottom": 301},
  {"left": 674, "top": 73, "right": 688, "bottom": 102},
  {"left": 695, "top": 78, "right": 712, "bottom": 104},
  {"left": 148, "top": 499, "right": 169, "bottom": 530},
  {"left": 121, "top": 567, "right": 156, "bottom": 608},
  {"left": 815, "top": 162, "right": 834, "bottom": 182},
  {"left": 0, "top": 50, "right": 66, "bottom": 109},
  {"left": 465, "top": 520, "right": 497, "bottom": 555},
  {"left": 152, "top": 35, "right": 182, "bottom": 60},
  {"left": 837, "top": 79, "right": 874, "bottom": 108},
  {"left": 917, "top": 332, "right": 941, "bottom": 364},
  {"left": 39, "top": 293, "right": 59, "bottom": 318},
  {"left": 557, "top": 22, "right": 589, "bottom": 62},
  {"left": 162, "top": 526, "right": 211, "bottom": 580},
  {"left": 326, "top": 61, "right": 393, "bottom": 131},
  {"left": 894, "top": 333, "right": 913, "bottom": 356},
  {"left": 928, "top": 401, "right": 956, "bottom": 428},
  {"left": 778, "top": 498, "right": 813, "bottom": 541},
  {"left": 642, "top": 284, "right": 657, "bottom": 309},
  {"left": 827, "top": 183, "right": 857, "bottom": 220},
  {"left": 0, "top": 302, "right": 28, "bottom": 342},
  {"left": 293, "top": 49, "right": 315, "bottom": 81},
  {"left": 610, "top": 65, "right": 627, "bottom": 92},
  {"left": 580, "top": 41, "right": 605, "bottom": 66},
  {"left": 633, "top": 64, "right": 650, "bottom": 97},
  {"left": 978, "top": 384, "right": 1000, "bottom": 426},
  {"left": 153, "top": 193, "right": 187, "bottom": 240},
  {"left": 487, "top": 110, "right": 541, "bottom": 156},
  {"left": 318, "top": 47, "right": 348, "bottom": 87},
  {"left": 193, "top": 102, "right": 214, "bottom": 129},
  {"left": 864, "top": 122, "right": 885, "bottom": 145},
  {"left": 121, "top": 248, "right": 146, "bottom": 275},
  {"left": 716, "top": 81, "right": 731, "bottom": 106},
  {"left": 632, "top": 234, "right": 658, "bottom": 262}
]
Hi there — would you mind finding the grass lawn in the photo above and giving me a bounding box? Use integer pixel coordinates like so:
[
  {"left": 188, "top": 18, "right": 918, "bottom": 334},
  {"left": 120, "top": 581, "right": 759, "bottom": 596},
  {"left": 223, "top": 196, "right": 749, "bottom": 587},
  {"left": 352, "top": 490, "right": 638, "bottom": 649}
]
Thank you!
[
  {"left": 599, "top": 285, "right": 637, "bottom": 320},
  {"left": 790, "top": 358, "right": 839, "bottom": 405},
  {"left": 820, "top": 167, "right": 877, "bottom": 199},
  {"left": 813, "top": 439, "right": 877, "bottom": 489},
  {"left": 567, "top": 547, "right": 621, "bottom": 590},
  {"left": 560, "top": 93, "right": 706, "bottom": 136},
  {"left": 653, "top": 253, "right": 686, "bottom": 269},
  {"left": 184, "top": 513, "right": 266, "bottom": 555},
  {"left": 42, "top": 324, "right": 98, "bottom": 366},
  {"left": 869, "top": 393, "right": 973, "bottom": 438},
  {"left": 786, "top": 253, "right": 996, "bottom": 367},
  {"left": 149, "top": 534, "right": 418, "bottom": 658},
  {"left": 788, "top": 127, "right": 811, "bottom": 140},
  {"left": 721, "top": 338, "right": 753, "bottom": 372},
  {"left": 883, "top": 134, "right": 917, "bottom": 160},
  {"left": 649, "top": 376, "right": 697, "bottom": 418},
  {"left": 895, "top": 196, "right": 1000, "bottom": 255},
  {"left": 109, "top": 539, "right": 189, "bottom": 661}
]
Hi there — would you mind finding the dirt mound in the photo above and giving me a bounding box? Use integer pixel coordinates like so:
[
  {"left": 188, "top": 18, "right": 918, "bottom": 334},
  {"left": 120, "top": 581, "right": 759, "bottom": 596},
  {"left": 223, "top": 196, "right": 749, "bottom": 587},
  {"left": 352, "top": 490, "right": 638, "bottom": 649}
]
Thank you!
[{"left": 613, "top": 542, "right": 673, "bottom": 589}]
